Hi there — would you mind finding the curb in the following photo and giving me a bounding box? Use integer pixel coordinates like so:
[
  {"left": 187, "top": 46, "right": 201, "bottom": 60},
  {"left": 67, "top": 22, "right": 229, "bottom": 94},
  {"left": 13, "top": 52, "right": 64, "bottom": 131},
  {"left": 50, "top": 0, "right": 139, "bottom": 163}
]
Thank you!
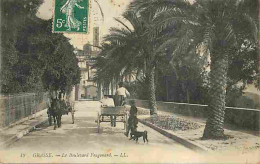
[
  {"left": 0, "top": 119, "right": 48, "bottom": 148},
  {"left": 138, "top": 118, "right": 209, "bottom": 153}
]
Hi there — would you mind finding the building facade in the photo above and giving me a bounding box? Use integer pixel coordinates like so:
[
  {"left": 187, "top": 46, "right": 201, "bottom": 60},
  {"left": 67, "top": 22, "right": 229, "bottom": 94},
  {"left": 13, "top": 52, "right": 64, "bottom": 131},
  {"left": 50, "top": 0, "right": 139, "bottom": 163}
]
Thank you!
[
  {"left": 74, "top": 45, "right": 99, "bottom": 100},
  {"left": 71, "top": 0, "right": 104, "bottom": 100}
]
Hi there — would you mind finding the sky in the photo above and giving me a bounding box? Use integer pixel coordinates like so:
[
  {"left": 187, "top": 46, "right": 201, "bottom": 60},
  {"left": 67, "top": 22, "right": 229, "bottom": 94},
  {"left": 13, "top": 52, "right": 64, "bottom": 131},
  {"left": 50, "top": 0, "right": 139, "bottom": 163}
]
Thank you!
[{"left": 37, "top": 0, "right": 132, "bottom": 49}]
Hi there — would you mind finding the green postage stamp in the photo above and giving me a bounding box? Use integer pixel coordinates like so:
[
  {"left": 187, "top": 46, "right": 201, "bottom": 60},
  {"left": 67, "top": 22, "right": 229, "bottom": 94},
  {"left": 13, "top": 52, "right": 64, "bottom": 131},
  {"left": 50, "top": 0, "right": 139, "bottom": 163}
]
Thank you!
[{"left": 53, "top": 0, "right": 89, "bottom": 33}]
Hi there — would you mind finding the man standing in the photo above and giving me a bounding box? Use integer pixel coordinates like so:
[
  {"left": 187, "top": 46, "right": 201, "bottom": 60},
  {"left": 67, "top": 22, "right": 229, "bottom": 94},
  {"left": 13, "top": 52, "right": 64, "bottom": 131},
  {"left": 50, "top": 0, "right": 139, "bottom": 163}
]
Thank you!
[
  {"left": 115, "top": 82, "right": 130, "bottom": 106},
  {"left": 110, "top": 82, "right": 130, "bottom": 127}
]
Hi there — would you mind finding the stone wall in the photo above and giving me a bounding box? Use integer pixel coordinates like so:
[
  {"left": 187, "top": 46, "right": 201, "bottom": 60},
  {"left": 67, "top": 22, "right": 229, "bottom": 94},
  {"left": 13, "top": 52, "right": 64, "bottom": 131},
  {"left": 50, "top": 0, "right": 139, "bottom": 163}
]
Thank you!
[{"left": 0, "top": 92, "right": 48, "bottom": 128}]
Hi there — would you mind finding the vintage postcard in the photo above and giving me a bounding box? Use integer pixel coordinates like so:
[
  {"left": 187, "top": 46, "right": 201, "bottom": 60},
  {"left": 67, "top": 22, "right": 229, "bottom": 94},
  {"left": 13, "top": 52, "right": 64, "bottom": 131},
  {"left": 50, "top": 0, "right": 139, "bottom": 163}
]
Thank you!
[{"left": 0, "top": 0, "right": 259, "bottom": 163}]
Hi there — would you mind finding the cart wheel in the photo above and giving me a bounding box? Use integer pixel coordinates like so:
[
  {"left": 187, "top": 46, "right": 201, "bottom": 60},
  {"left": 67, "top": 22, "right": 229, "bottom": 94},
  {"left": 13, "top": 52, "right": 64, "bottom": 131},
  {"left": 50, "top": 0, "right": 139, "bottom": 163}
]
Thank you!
[
  {"left": 97, "top": 113, "right": 100, "bottom": 133},
  {"left": 124, "top": 113, "right": 128, "bottom": 130}
]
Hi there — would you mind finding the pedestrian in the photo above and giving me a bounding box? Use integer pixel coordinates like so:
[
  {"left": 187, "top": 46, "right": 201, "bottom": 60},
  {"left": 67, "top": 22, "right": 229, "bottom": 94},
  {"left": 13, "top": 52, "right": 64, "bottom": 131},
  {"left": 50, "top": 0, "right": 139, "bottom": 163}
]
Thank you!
[
  {"left": 113, "top": 82, "right": 130, "bottom": 127},
  {"left": 125, "top": 100, "right": 138, "bottom": 137},
  {"left": 115, "top": 82, "right": 130, "bottom": 106}
]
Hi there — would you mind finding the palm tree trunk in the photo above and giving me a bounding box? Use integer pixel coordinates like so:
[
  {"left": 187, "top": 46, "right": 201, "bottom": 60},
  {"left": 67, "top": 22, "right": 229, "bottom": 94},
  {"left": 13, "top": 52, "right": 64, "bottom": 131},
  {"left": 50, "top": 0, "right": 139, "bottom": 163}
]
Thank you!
[
  {"left": 147, "top": 66, "right": 157, "bottom": 115},
  {"left": 202, "top": 54, "right": 228, "bottom": 139}
]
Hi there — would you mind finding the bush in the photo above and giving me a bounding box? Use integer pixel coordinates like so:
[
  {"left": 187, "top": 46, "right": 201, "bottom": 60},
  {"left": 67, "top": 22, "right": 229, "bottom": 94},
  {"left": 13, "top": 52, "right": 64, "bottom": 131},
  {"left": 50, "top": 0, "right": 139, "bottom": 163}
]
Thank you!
[
  {"left": 235, "top": 96, "right": 258, "bottom": 109},
  {"left": 226, "top": 85, "right": 242, "bottom": 107}
]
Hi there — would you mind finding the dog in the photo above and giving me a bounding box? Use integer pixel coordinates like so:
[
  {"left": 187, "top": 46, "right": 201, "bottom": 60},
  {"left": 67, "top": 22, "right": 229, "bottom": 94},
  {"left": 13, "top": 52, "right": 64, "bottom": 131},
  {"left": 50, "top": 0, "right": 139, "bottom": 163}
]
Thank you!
[{"left": 130, "top": 130, "right": 148, "bottom": 143}]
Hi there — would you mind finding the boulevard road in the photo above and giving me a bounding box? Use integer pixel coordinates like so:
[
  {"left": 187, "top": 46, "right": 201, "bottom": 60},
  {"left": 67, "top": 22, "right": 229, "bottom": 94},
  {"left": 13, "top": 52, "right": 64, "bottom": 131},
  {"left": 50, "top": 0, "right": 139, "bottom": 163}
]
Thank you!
[{"left": 3, "top": 101, "right": 204, "bottom": 163}]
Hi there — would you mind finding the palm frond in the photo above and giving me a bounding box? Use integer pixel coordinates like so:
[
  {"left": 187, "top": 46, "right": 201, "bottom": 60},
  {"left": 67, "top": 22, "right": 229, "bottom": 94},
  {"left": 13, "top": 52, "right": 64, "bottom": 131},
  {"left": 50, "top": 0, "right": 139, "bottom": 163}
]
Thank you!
[
  {"left": 114, "top": 17, "right": 133, "bottom": 33},
  {"left": 224, "top": 23, "right": 237, "bottom": 46},
  {"left": 242, "top": 13, "right": 258, "bottom": 42},
  {"left": 202, "top": 24, "right": 215, "bottom": 51},
  {"left": 130, "top": 0, "right": 192, "bottom": 14},
  {"left": 170, "top": 29, "right": 194, "bottom": 61},
  {"left": 123, "top": 11, "right": 144, "bottom": 34},
  {"left": 155, "top": 37, "right": 178, "bottom": 54}
]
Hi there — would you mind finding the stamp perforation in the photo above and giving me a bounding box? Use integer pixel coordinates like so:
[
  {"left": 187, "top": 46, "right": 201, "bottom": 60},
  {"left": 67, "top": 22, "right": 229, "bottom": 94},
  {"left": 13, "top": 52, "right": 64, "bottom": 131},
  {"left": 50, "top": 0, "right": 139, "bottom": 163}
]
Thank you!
[{"left": 52, "top": 0, "right": 91, "bottom": 34}]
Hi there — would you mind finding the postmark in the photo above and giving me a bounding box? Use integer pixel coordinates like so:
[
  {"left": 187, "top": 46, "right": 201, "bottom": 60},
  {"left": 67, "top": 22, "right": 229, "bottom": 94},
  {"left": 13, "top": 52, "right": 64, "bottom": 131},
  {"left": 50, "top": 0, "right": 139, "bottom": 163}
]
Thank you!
[{"left": 53, "top": 0, "right": 89, "bottom": 33}]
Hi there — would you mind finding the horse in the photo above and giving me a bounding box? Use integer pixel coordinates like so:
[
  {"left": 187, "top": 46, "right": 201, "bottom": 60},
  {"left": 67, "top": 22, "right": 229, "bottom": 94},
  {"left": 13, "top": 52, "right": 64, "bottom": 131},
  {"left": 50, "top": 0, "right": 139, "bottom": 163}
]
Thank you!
[
  {"left": 47, "top": 98, "right": 63, "bottom": 130},
  {"left": 47, "top": 98, "right": 74, "bottom": 129}
]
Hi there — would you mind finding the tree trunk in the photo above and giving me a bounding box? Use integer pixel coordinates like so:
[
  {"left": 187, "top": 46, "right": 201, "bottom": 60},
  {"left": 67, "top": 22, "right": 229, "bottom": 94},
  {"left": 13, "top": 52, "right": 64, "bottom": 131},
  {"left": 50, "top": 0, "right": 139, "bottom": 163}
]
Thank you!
[
  {"left": 147, "top": 67, "right": 157, "bottom": 115},
  {"left": 202, "top": 54, "right": 228, "bottom": 139}
]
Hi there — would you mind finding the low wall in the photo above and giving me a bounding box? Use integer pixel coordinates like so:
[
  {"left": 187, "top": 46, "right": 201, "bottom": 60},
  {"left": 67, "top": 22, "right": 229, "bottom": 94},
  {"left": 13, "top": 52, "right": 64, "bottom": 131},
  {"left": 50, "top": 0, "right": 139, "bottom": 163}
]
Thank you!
[
  {"left": 129, "top": 99, "right": 260, "bottom": 131},
  {"left": 0, "top": 92, "right": 48, "bottom": 128}
]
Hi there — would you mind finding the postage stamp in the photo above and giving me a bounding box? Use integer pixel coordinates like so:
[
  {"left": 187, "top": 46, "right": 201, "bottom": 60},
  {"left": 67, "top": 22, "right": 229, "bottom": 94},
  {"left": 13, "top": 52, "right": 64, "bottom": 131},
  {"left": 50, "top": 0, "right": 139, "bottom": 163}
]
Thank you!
[{"left": 53, "top": 0, "right": 89, "bottom": 33}]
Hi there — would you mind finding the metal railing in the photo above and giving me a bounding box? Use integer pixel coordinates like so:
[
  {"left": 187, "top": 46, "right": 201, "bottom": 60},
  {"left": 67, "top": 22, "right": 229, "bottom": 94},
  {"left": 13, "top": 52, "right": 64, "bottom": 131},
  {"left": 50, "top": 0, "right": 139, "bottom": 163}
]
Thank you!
[
  {"left": 0, "top": 92, "right": 48, "bottom": 127},
  {"left": 128, "top": 99, "right": 260, "bottom": 130}
]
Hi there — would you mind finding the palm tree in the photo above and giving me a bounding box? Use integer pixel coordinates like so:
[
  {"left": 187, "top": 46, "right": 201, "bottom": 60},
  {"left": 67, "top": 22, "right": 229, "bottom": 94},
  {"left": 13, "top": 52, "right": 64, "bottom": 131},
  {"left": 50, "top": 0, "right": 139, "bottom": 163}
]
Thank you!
[
  {"left": 96, "top": 11, "right": 160, "bottom": 115},
  {"left": 131, "top": 0, "right": 258, "bottom": 139},
  {"left": 194, "top": 0, "right": 257, "bottom": 139},
  {"left": 95, "top": 20, "right": 143, "bottom": 90}
]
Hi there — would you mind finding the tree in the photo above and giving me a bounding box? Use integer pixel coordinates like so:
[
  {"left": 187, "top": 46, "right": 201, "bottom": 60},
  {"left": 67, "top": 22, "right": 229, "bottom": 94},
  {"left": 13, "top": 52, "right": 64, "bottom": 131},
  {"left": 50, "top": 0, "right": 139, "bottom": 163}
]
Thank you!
[
  {"left": 1, "top": 0, "right": 43, "bottom": 93},
  {"left": 28, "top": 20, "right": 81, "bottom": 96},
  {"left": 129, "top": 0, "right": 197, "bottom": 114},
  {"left": 155, "top": 49, "right": 207, "bottom": 104},
  {"left": 194, "top": 0, "right": 258, "bottom": 139},
  {"left": 1, "top": 0, "right": 80, "bottom": 95},
  {"left": 95, "top": 11, "right": 159, "bottom": 115},
  {"left": 130, "top": 0, "right": 258, "bottom": 139}
]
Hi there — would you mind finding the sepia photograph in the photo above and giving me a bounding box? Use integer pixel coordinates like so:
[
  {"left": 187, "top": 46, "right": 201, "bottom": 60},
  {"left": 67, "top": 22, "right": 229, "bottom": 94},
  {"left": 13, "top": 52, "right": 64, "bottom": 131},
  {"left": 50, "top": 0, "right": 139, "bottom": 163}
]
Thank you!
[{"left": 0, "top": 0, "right": 259, "bottom": 163}]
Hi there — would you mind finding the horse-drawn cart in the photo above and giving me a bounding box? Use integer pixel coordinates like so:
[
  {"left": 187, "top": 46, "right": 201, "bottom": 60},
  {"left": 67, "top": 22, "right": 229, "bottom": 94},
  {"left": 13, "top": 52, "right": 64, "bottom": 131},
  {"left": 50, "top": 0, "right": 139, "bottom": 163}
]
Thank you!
[{"left": 96, "top": 106, "right": 128, "bottom": 133}]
